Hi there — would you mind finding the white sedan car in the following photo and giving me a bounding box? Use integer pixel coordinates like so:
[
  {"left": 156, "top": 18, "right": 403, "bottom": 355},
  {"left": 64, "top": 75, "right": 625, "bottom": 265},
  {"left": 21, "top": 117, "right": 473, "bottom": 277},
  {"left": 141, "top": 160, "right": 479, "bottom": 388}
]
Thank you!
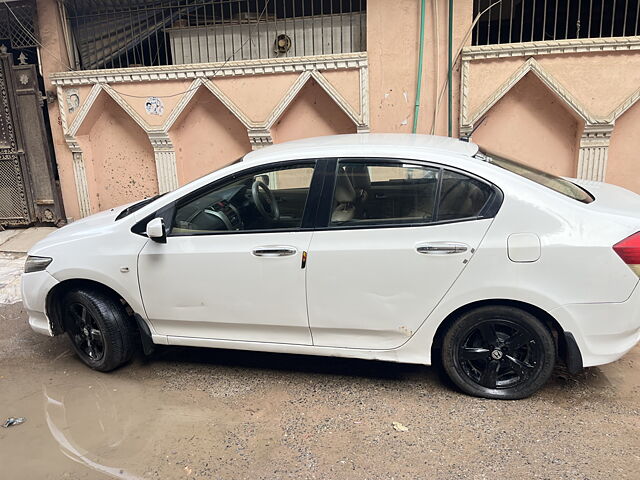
[{"left": 22, "top": 134, "right": 640, "bottom": 399}]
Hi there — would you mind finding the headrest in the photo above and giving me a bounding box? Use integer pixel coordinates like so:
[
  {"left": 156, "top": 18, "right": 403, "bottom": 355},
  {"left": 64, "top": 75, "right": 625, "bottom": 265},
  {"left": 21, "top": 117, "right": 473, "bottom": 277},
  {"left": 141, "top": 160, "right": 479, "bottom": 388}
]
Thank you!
[
  {"left": 334, "top": 168, "right": 357, "bottom": 203},
  {"left": 346, "top": 164, "right": 371, "bottom": 190}
]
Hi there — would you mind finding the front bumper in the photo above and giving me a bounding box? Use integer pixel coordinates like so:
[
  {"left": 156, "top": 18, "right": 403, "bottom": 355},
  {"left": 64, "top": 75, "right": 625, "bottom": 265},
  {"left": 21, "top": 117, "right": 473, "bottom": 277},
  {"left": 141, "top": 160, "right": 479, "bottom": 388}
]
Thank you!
[
  {"left": 21, "top": 270, "right": 59, "bottom": 336},
  {"left": 552, "top": 281, "right": 640, "bottom": 367}
]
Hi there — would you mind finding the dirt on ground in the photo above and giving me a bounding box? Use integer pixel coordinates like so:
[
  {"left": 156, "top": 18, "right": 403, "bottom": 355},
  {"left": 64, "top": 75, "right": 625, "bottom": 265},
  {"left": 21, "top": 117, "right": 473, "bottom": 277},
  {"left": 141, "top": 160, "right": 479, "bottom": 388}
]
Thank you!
[{"left": 0, "top": 301, "right": 639, "bottom": 480}]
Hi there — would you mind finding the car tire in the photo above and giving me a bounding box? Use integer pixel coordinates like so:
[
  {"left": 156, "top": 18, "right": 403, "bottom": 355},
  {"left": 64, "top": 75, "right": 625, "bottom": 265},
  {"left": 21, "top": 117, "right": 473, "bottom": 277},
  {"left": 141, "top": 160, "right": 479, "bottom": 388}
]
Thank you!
[
  {"left": 62, "top": 288, "right": 137, "bottom": 372},
  {"left": 441, "top": 306, "right": 555, "bottom": 400}
]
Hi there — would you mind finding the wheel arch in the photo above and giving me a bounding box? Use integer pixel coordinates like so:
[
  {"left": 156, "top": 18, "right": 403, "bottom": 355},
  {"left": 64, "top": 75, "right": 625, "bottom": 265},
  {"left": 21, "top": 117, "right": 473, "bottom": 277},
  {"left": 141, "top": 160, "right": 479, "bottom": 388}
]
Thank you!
[
  {"left": 430, "top": 298, "right": 570, "bottom": 363},
  {"left": 46, "top": 278, "right": 138, "bottom": 336}
]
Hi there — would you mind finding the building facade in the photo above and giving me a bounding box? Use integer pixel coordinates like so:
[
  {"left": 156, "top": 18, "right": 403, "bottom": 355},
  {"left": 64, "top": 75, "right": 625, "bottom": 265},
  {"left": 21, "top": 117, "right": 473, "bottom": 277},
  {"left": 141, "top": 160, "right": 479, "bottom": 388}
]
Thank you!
[{"left": 5, "top": 0, "right": 640, "bottom": 222}]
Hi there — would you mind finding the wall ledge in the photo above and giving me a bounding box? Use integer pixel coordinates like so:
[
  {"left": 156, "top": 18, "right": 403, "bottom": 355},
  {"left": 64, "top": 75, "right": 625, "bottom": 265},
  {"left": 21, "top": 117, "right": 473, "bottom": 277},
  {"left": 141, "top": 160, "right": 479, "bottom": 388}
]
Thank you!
[
  {"left": 462, "top": 36, "right": 640, "bottom": 61},
  {"left": 50, "top": 53, "right": 368, "bottom": 86}
]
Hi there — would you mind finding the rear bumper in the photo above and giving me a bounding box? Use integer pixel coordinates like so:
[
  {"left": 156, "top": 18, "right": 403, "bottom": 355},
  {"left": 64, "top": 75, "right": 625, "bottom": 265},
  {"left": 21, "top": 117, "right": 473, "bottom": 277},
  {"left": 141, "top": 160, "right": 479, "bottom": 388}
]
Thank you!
[
  {"left": 552, "top": 282, "right": 640, "bottom": 367},
  {"left": 21, "top": 270, "right": 59, "bottom": 336}
]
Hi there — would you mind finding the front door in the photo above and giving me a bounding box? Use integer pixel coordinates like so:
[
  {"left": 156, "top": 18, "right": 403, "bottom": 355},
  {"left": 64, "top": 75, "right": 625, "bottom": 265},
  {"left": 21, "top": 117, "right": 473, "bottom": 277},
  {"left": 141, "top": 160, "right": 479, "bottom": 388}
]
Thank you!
[
  {"left": 138, "top": 161, "right": 319, "bottom": 345},
  {"left": 306, "top": 160, "right": 498, "bottom": 350}
]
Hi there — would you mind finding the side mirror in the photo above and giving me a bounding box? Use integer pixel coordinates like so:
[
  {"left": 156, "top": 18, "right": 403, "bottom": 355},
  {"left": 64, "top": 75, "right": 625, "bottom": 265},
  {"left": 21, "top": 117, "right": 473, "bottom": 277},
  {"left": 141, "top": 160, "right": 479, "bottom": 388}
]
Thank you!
[{"left": 146, "top": 217, "right": 167, "bottom": 243}]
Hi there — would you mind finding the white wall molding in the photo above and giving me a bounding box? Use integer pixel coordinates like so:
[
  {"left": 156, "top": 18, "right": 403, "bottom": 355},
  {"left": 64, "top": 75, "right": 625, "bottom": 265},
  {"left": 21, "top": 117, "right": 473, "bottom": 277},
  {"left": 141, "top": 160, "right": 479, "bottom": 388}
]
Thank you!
[
  {"left": 67, "top": 83, "right": 102, "bottom": 137},
  {"left": 64, "top": 136, "right": 92, "bottom": 218},
  {"left": 50, "top": 53, "right": 368, "bottom": 86},
  {"left": 577, "top": 125, "right": 615, "bottom": 182},
  {"left": 148, "top": 133, "right": 179, "bottom": 193},
  {"left": 462, "top": 36, "right": 640, "bottom": 61},
  {"left": 56, "top": 86, "right": 68, "bottom": 134},
  {"left": 247, "top": 129, "right": 273, "bottom": 150}
]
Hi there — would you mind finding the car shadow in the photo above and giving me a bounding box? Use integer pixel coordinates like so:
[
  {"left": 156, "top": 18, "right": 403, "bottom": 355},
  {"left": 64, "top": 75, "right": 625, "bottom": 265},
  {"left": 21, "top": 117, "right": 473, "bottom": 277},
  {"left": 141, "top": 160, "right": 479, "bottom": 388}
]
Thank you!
[{"left": 143, "top": 343, "right": 443, "bottom": 384}]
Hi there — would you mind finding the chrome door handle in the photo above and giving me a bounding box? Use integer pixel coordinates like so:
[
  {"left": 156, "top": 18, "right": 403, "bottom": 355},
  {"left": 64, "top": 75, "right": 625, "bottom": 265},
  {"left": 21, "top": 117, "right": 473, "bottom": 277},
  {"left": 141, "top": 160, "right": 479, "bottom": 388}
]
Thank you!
[
  {"left": 416, "top": 242, "right": 468, "bottom": 255},
  {"left": 252, "top": 246, "right": 298, "bottom": 257}
]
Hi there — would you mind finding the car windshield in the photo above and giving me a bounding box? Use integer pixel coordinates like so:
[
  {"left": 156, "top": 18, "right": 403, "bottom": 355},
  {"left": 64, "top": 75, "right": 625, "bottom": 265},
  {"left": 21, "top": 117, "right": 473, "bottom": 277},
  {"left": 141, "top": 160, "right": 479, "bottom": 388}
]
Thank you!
[
  {"left": 115, "top": 193, "right": 166, "bottom": 220},
  {"left": 476, "top": 150, "right": 594, "bottom": 204}
]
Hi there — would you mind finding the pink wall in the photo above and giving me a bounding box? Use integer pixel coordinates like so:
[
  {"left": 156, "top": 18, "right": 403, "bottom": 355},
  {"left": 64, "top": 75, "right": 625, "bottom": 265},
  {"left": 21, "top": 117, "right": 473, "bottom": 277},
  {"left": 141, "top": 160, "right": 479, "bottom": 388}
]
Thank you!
[
  {"left": 77, "top": 95, "right": 158, "bottom": 211},
  {"left": 608, "top": 102, "right": 640, "bottom": 193},
  {"left": 170, "top": 88, "right": 253, "bottom": 185},
  {"left": 271, "top": 79, "right": 357, "bottom": 143},
  {"left": 471, "top": 73, "right": 581, "bottom": 178}
]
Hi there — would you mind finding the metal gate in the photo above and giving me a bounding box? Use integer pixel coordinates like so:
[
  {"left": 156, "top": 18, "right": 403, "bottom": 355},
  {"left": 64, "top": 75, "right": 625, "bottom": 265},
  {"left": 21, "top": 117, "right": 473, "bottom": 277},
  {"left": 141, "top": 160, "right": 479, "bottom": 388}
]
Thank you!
[{"left": 0, "top": 51, "right": 64, "bottom": 226}]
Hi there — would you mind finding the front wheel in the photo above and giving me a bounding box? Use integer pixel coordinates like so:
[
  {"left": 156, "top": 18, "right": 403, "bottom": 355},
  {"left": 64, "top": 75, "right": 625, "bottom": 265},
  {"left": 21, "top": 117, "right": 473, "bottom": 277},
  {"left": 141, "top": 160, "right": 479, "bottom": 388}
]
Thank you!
[
  {"left": 441, "top": 306, "right": 555, "bottom": 399},
  {"left": 62, "top": 288, "right": 137, "bottom": 372}
]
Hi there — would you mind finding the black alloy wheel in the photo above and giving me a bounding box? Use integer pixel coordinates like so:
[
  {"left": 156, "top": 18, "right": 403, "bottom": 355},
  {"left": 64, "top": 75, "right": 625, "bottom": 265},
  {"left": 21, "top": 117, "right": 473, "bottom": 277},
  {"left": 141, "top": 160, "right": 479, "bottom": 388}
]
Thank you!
[
  {"left": 67, "top": 302, "right": 105, "bottom": 362},
  {"left": 442, "top": 306, "right": 556, "bottom": 399}
]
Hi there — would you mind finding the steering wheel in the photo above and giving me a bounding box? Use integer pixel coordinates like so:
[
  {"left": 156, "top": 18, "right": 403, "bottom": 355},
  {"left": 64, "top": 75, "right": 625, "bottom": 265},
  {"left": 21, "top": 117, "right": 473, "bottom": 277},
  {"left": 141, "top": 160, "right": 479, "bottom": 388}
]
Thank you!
[{"left": 251, "top": 180, "right": 280, "bottom": 221}]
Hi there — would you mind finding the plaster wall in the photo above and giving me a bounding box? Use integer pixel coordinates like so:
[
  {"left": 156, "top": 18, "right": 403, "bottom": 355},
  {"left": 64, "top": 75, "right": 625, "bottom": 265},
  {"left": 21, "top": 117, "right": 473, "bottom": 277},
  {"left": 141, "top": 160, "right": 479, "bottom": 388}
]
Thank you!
[
  {"left": 471, "top": 73, "right": 581, "bottom": 178},
  {"left": 608, "top": 102, "right": 640, "bottom": 193},
  {"left": 76, "top": 95, "right": 158, "bottom": 210},
  {"left": 170, "top": 88, "right": 252, "bottom": 185}
]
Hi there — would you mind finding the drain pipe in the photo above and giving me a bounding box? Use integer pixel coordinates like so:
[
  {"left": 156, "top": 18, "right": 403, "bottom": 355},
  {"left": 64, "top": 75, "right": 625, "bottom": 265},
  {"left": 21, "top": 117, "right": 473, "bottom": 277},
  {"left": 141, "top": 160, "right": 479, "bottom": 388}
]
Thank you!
[
  {"left": 447, "top": 0, "right": 454, "bottom": 137},
  {"left": 412, "top": 0, "right": 427, "bottom": 134}
]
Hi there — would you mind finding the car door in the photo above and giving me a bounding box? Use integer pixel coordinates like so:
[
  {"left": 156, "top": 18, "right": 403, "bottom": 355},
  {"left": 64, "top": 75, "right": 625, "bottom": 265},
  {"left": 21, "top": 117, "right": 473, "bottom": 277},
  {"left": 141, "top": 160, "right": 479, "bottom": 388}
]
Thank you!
[
  {"left": 306, "top": 159, "right": 499, "bottom": 350},
  {"left": 138, "top": 161, "right": 321, "bottom": 345}
]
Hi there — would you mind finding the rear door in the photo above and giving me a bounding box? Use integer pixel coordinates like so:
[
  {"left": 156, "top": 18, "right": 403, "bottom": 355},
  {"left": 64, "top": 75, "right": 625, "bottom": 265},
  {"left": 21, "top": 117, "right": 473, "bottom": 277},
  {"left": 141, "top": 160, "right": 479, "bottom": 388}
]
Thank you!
[{"left": 306, "top": 159, "right": 499, "bottom": 349}]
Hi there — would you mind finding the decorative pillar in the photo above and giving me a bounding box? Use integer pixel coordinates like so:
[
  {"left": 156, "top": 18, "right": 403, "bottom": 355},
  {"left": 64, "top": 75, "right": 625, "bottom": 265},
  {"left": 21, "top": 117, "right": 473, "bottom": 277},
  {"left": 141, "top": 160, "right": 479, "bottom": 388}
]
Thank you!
[
  {"left": 65, "top": 138, "right": 92, "bottom": 218},
  {"left": 149, "top": 133, "right": 179, "bottom": 193},
  {"left": 248, "top": 128, "right": 273, "bottom": 150},
  {"left": 577, "top": 124, "right": 614, "bottom": 182}
]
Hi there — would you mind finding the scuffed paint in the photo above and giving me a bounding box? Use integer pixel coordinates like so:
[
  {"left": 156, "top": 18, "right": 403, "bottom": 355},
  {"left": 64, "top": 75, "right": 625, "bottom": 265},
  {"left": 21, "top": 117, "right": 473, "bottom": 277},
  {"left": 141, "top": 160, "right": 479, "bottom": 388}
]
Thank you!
[{"left": 399, "top": 326, "right": 413, "bottom": 337}]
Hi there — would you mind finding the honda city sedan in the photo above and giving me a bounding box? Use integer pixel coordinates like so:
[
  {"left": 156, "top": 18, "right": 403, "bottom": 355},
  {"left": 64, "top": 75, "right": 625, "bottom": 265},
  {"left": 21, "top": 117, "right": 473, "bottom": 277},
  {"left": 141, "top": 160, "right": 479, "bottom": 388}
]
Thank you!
[{"left": 22, "top": 134, "right": 640, "bottom": 399}]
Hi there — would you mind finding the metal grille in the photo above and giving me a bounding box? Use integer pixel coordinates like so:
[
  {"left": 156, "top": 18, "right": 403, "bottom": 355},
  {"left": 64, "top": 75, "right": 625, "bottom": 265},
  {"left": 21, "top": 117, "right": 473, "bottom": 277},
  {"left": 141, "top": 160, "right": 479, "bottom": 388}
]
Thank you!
[
  {"left": 0, "top": 1, "right": 40, "bottom": 49},
  {"left": 0, "top": 159, "right": 28, "bottom": 221},
  {"left": 473, "top": 0, "right": 640, "bottom": 46},
  {"left": 63, "top": 0, "right": 367, "bottom": 70}
]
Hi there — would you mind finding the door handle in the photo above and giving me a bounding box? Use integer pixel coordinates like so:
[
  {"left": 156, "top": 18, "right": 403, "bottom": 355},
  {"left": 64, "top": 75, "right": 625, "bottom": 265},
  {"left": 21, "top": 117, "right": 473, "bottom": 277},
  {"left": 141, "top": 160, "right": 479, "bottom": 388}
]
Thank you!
[
  {"left": 252, "top": 246, "right": 298, "bottom": 257},
  {"left": 416, "top": 242, "right": 469, "bottom": 255}
]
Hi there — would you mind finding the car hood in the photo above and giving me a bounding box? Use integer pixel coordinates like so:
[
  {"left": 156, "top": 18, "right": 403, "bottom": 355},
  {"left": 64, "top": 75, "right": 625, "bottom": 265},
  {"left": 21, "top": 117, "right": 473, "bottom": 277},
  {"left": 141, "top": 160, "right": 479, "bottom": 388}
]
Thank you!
[{"left": 28, "top": 203, "right": 135, "bottom": 255}]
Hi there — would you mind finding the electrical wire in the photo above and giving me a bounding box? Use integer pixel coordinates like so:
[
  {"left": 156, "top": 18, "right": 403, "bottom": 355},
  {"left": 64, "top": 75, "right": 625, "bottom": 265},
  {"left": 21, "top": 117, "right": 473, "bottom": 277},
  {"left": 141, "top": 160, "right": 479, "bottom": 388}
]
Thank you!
[{"left": 432, "top": 0, "right": 503, "bottom": 136}]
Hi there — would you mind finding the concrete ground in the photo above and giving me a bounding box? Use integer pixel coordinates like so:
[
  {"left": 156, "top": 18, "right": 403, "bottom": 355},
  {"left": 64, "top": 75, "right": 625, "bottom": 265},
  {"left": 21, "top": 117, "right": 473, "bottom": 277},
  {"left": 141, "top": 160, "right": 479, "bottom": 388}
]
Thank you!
[{"left": 1, "top": 228, "right": 639, "bottom": 479}]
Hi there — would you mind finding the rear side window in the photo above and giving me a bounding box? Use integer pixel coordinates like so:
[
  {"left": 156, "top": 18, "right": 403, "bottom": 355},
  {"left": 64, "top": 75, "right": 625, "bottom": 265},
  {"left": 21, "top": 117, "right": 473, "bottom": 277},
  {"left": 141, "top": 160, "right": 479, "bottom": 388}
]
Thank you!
[
  {"left": 438, "top": 170, "right": 494, "bottom": 221},
  {"left": 478, "top": 150, "right": 594, "bottom": 203},
  {"left": 329, "top": 160, "right": 495, "bottom": 227}
]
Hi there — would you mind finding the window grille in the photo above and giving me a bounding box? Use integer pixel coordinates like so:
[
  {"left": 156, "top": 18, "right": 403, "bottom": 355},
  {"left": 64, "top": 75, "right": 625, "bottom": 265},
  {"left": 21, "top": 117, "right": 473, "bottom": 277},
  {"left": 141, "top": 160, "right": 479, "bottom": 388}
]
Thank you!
[
  {"left": 473, "top": 0, "right": 640, "bottom": 46},
  {"left": 63, "top": 0, "right": 367, "bottom": 70}
]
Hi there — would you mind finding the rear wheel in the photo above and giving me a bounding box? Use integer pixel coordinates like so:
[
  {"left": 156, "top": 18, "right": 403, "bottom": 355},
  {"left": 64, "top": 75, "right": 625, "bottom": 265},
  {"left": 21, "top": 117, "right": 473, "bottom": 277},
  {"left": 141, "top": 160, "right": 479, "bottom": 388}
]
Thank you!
[
  {"left": 62, "top": 288, "right": 136, "bottom": 372},
  {"left": 441, "top": 306, "right": 555, "bottom": 399}
]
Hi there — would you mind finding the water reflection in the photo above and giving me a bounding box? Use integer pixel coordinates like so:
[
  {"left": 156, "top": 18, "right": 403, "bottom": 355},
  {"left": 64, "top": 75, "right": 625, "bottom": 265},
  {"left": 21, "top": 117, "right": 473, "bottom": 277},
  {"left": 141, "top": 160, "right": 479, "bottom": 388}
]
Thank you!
[{"left": 43, "top": 380, "right": 148, "bottom": 480}]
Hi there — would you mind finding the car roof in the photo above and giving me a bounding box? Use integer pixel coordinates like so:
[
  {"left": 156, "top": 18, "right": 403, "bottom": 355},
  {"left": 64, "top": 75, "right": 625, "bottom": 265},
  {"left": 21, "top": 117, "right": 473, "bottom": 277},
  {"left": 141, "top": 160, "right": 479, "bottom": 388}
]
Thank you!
[{"left": 243, "top": 134, "right": 479, "bottom": 163}]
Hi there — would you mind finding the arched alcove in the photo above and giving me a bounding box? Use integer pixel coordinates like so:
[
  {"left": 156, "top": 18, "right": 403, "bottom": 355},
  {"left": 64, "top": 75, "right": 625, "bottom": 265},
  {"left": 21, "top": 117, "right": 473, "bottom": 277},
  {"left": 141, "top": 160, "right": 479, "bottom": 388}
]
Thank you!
[
  {"left": 76, "top": 92, "right": 157, "bottom": 211},
  {"left": 169, "top": 88, "right": 252, "bottom": 185},
  {"left": 607, "top": 101, "right": 640, "bottom": 194},
  {"left": 471, "top": 72, "right": 582, "bottom": 177},
  {"left": 271, "top": 78, "right": 357, "bottom": 144}
]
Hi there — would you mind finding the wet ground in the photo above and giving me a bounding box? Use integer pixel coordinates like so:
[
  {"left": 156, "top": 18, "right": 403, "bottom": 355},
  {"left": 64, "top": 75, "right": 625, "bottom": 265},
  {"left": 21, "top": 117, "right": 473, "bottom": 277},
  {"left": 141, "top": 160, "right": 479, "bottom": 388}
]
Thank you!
[{"left": 1, "top": 300, "right": 639, "bottom": 480}]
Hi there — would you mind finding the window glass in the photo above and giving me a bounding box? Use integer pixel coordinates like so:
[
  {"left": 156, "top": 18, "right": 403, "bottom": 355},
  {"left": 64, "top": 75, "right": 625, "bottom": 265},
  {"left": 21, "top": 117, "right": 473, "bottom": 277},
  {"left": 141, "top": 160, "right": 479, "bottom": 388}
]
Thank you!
[
  {"left": 330, "top": 162, "right": 440, "bottom": 226},
  {"left": 173, "top": 164, "right": 314, "bottom": 234},
  {"left": 438, "top": 170, "right": 493, "bottom": 221},
  {"left": 477, "top": 150, "right": 593, "bottom": 203}
]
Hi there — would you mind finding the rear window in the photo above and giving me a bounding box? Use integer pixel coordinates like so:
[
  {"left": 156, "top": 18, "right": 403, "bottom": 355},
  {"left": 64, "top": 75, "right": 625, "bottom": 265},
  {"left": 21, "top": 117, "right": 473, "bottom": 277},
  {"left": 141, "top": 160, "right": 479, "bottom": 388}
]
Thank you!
[{"left": 477, "top": 151, "right": 594, "bottom": 204}]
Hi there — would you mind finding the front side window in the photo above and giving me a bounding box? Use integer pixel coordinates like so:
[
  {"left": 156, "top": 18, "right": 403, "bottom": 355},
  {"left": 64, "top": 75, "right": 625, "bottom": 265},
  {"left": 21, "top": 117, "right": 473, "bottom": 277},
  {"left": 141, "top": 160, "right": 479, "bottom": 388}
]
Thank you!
[
  {"left": 172, "top": 163, "right": 315, "bottom": 234},
  {"left": 330, "top": 161, "right": 440, "bottom": 226},
  {"left": 478, "top": 150, "right": 594, "bottom": 203}
]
